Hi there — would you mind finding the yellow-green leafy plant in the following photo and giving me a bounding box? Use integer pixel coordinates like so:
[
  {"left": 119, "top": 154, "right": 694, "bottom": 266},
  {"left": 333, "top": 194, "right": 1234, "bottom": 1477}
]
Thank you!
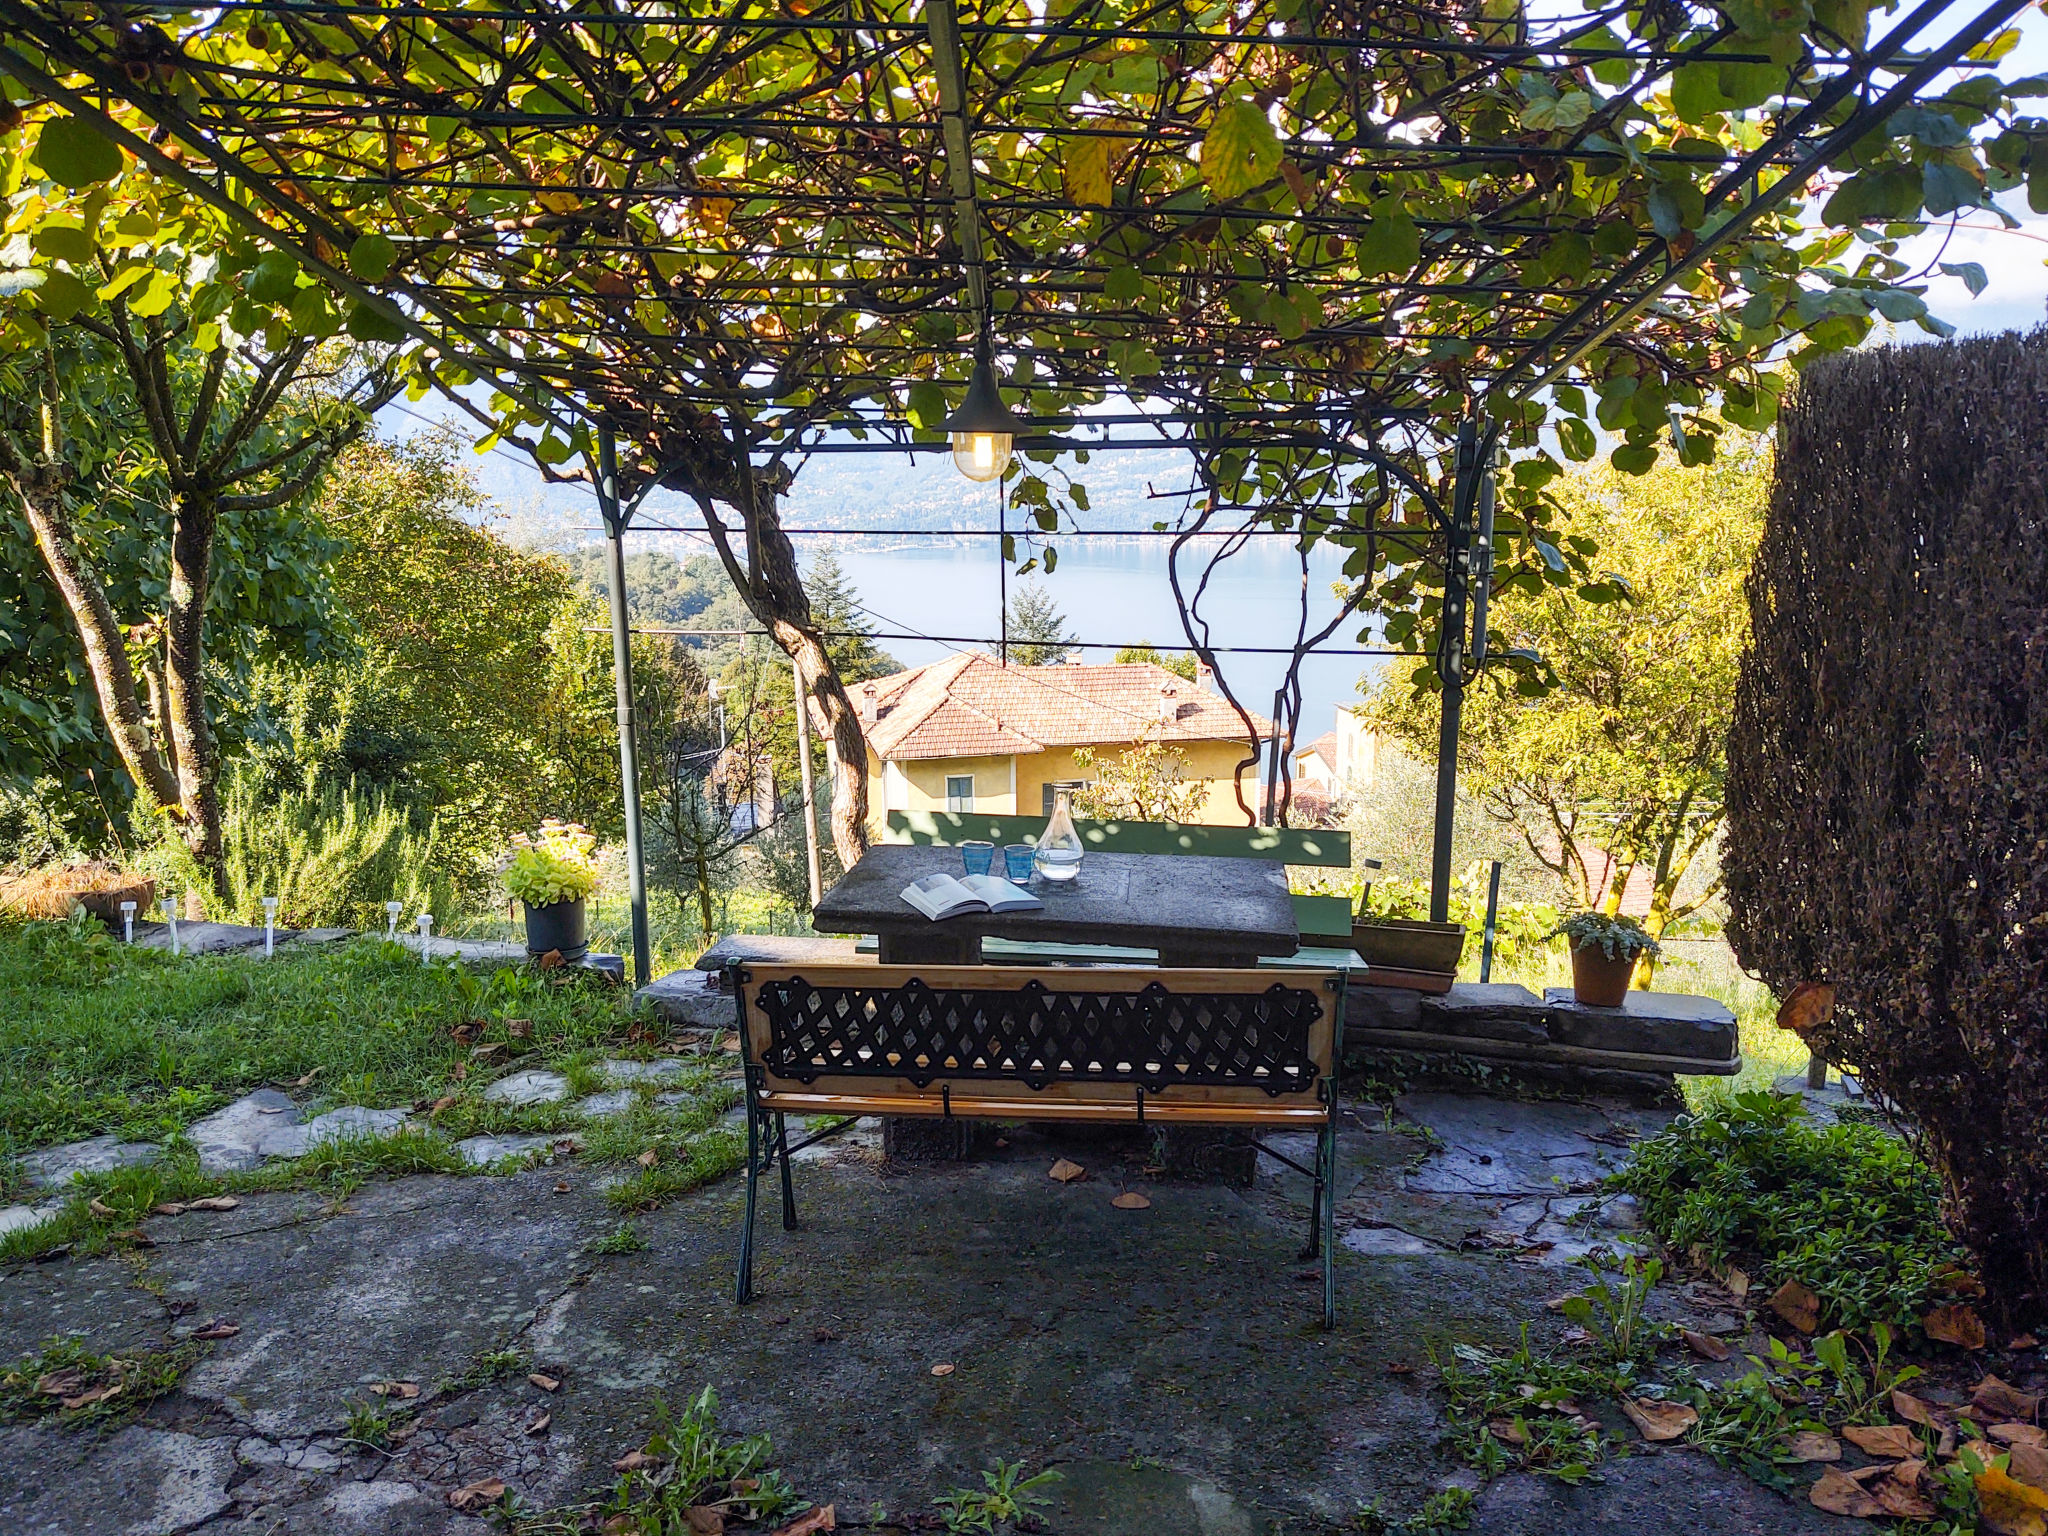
[{"left": 504, "top": 820, "right": 600, "bottom": 909}]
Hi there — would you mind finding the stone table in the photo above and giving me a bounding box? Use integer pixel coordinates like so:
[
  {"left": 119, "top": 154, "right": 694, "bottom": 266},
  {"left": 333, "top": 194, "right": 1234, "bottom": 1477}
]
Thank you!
[{"left": 810, "top": 843, "right": 1298, "bottom": 967}]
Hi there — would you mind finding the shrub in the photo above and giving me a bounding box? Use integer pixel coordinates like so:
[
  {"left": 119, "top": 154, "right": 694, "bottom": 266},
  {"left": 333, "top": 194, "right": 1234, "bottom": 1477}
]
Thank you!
[
  {"left": 1723, "top": 330, "right": 2048, "bottom": 1325},
  {"left": 1613, "top": 1092, "right": 1966, "bottom": 1334}
]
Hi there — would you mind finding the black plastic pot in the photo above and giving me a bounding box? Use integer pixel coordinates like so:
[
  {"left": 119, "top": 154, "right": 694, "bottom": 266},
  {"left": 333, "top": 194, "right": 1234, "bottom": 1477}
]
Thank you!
[{"left": 522, "top": 897, "right": 589, "bottom": 962}]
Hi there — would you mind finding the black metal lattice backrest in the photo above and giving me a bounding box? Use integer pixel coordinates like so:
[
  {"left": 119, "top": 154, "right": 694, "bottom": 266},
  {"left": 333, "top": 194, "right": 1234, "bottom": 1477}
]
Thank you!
[{"left": 744, "top": 969, "right": 1330, "bottom": 1097}]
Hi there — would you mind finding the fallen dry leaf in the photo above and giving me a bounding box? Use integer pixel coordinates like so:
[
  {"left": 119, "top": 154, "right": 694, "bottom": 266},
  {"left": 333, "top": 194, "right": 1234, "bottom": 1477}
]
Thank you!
[
  {"left": 1978, "top": 1464, "right": 2048, "bottom": 1536},
  {"left": 1620, "top": 1396, "right": 1698, "bottom": 1442},
  {"left": 612, "top": 1450, "right": 654, "bottom": 1473},
  {"left": 1681, "top": 1328, "right": 1731, "bottom": 1362},
  {"left": 60, "top": 1382, "right": 122, "bottom": 1411},
  {"left": 1385, "top": 1362, "right": 1415, "bottom": 1375},
  {"left": 1487, "top": 1417, "right": 1530, "bottom": 1446},
  {"left": 1770, "top": 1279, "right": 1822, "bottom": 1334},
  {"left": 1048, "top": 1158, "right": 1086, "bottom": 1183},
  {"left": 428, "top": 1095, "right": 456, "bottom": 1115},
  {"left": 603, "top": 1517, "right": 636, "bottom": 1535},
  {"left": 451, "top": 1061, "right": 467, "bottom": 1081},
  {"left": 1784, "top": 1431, "right": 1842, "bottom": 1462},
  {"left": 447, "top": 1477, "right": 506, "bottom": 1513},
  {"left": 1841, "top": 1424, "right": 1919, "bottom": 1459},
  {"left": 720, "top": 1033, "right": 742, "bottom": 1052},
  {"left": 637, "top": 1149, "right": 660, "bottom": 1168},
  {"left": 2016, "top": 1333, "right": 2042, "bottom": 1351},
  {"left": 1875, "top": 1462, "right": 1937, "bottom": 1520},
  {"left": 527, "top": 1412, "right": 551, "bottom": 1436},
  {"left": 36, "top": 1368, "right": 85, "bottom": 1397},
  {"left": 1724, "top": 1266, "right": 1751, "bottom": 1301},
  {"left": 191, "top": 1322, "right": 240, "bottom": 1341},
  {"left": 1776, "top": 981, "right": 1835, "bottom": 1034},
  {"left": 1927, "top": 1304, "right": 1989, "bottom": 1350},
  {"left": 1936, "top": 1263, "right": 1986, "bottom": 1298},
  {"left": 1810, "top": 1468, "right": 1886, "bottom": 1519},
  {"left": 772, "top": 1506, "right": 836, "bottom": 1536},
  {"left": 553, "top": 1180, "right": 571, "bottom": 1194},
  {"left": 87, "top": 1198, "right": 115, "bottom": 1219},
  {"left": 535, "top": 948, "right": 565, "bottom": 970},
  {"left": 188, "top": 1196, "right": 240, "bottom": 1212},
  {"left": 1998, "top": 1425, "right": 2048, "bottom": 1450},
  {"left": 292, "top": 1066, "right": 321, "bottom": 1088},
  {"left": 685, "top": 1508, "right": 724, "bottom": 1536},
  {"left": 1111, "top": 1192, "right": 1151, "bottom": 1210},
  {"left": 470, "top": 1043, "right": 505, "bottom": 1061},
  {"left": 1893, "top": 1389, "right": 1942, "bottom": 1427},
  {"left": 1977, "top": 1374, "right": 2044, "bottom": 1421},
  {"left": 529, "top": 1372, "right": 560, "bottom": 1392},
  {"left": 2012, "top": 1442, "right": 2048, "bottom": 1494},
  {"left": 370, "top": 1380, "right": 420, "bottom": 1399},
  {"left": 930, "top": 1363, "right": 955, "bottom": 1377},
  {"left": 152, "top": 1202, "right": 187, "bottom": 1217},
  {"left": 506, "top": 1018, "right": 533, "bottom": 1039}
]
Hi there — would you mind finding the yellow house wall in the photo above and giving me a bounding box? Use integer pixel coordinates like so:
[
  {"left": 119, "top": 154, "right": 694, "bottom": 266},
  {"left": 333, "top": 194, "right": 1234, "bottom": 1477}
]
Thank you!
[{"left": 866, "top": 740, "right": 1259, "bottom": 831}]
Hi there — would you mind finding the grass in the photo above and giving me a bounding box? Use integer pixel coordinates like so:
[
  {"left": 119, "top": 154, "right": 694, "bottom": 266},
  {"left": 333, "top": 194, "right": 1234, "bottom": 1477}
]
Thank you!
[{"left": 0, "top": 1335, "right": 207, "bottom": 1429}]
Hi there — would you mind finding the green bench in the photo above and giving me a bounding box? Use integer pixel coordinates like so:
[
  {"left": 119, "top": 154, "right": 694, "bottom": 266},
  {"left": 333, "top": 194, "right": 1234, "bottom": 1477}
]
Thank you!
[{"left": 882, "top": 810, "right": 1373, "bottom": 964}]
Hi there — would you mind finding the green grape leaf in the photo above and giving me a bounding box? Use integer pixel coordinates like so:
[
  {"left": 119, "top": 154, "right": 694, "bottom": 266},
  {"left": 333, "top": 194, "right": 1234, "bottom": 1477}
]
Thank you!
[
  {"left": 1200, "top": 98, "right": 1281, "bottom": 200},
  {"left": 34, "top": 117, "right": 124, "bottom": 190}
]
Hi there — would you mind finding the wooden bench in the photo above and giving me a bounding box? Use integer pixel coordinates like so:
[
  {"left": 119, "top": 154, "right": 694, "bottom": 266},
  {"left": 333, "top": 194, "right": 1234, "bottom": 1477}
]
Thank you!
[
  {"left": 883, "top": 810, "right": 1375, "bottom": 950},
  {"left": 728, "top": 962, "right": 1348, "bottom": 1326}
]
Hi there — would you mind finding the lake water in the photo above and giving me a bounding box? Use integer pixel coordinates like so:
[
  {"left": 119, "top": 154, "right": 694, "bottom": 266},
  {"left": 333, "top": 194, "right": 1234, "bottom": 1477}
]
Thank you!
[{"left": 823, "top": 537, "right": 1384, "bottom": 746}]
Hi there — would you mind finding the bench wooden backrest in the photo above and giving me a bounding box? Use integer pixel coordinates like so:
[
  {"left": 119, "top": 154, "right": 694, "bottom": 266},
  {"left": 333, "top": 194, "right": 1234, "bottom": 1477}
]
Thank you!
[{"left": 734, "top": 964, "right": 1341, "bottom": 1102}]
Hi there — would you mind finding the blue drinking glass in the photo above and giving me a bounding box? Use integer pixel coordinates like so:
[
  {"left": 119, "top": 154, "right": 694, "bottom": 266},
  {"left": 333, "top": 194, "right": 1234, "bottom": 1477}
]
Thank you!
[
  {"left": 1003, "top": 844, "right": 1036, "bottom": 881},
  {"left": 962, "top": 840, "right": 995, "bottom": 876}
]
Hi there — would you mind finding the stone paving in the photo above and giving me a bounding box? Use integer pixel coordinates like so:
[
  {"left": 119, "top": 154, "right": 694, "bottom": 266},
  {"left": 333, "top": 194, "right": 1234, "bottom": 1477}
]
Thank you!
[{"left": 0, "top": 1081, "right": 1855, "bottom": 1536}]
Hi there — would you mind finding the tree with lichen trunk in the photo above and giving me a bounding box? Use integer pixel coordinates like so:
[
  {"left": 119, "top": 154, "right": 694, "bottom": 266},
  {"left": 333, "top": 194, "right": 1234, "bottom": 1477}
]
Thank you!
[
  {"left": 1363, "top": 438, "right": 1766, "bottom": 984},
  {"left": 0, "top": 118, "right": 401, "bottom": 893}
]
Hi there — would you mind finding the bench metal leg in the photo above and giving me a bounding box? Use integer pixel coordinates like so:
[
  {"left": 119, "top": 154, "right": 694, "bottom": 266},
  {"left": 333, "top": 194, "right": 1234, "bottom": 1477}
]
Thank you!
[
  {"left": 737, "top": 1097, "right": 761, "bottom": 1305},
  {"left": 776, "top": 1111, "right": 798, "bottom": 1231},
  {"left": 1321, "top": 1117, "right": 1338, "bottom": 1331}
]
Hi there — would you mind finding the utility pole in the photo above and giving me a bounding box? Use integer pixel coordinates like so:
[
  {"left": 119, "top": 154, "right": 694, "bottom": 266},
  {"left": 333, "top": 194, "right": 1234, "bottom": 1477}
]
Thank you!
[{"left": 597, "top": 422, "right": 652, "bottom": 987}]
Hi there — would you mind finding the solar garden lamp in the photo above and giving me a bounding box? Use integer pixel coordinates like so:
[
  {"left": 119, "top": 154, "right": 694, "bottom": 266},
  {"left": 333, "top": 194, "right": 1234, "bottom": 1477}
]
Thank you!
[
  {"left": 944, "top": 334, "right": 1023, "bottom": 484},
  {"left": 385, "top": 899, "right": 403, "bottom": 941},
  {"left": 119, "top": 900, "right": 136, "bottom": 944},
  {"left": 416, "top": 912, "right": 434, "bottom": 963},
  {"left": 161, "top": 895, "right": 180, "bottom": 956},
  {"left": 261, "top": 895, "right": 279, "bottom": 957}
]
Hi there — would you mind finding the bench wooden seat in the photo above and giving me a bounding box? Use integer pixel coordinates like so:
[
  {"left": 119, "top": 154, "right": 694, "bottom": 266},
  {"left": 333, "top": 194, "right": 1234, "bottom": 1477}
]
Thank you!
[{"left": 728, "top": 962, "right": 1347, "bottom": 1326}]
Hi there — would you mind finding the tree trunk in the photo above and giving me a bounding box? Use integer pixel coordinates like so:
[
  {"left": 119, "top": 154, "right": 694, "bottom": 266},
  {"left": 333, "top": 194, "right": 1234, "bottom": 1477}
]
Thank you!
[
  {"left": 165, "top": 487, "right": 224, "bottom": 886},
  {"left": 8, "top": 469, "right": 184, "bottom": 820}
]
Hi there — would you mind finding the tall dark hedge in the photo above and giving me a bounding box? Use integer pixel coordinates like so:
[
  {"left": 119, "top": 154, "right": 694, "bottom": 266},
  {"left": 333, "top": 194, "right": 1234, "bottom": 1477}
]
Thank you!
[{"left": 1725, "top": 329, "right": 2048, "bottom": 1327}]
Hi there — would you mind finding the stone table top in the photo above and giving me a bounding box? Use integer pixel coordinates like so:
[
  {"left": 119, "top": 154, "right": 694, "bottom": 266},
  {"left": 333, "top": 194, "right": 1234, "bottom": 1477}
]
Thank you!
[{"left": 810, "top": 844, "right": 1298, "bottom": 960}]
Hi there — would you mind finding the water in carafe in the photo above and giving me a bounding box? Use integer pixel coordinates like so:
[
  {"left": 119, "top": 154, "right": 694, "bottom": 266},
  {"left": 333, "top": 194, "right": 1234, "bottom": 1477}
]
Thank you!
[{"left": 1034, "top": 788, "right": 1085, "bottom": 882}]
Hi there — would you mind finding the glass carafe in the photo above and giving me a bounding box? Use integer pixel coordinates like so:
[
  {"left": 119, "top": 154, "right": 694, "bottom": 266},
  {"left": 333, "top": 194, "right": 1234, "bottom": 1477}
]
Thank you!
[{"left": 1034, "top": 787, "right": 1085, "bottom": 882}]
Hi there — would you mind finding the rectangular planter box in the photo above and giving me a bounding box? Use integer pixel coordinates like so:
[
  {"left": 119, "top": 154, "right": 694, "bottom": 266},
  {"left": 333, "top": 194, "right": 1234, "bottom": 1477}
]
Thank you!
[{"left": 1349, "top": 918, "right": 1468, "bottom": 974}]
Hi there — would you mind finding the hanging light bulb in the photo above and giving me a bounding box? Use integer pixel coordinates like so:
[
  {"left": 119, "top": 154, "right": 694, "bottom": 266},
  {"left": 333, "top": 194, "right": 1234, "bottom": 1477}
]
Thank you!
[{"left": 943, "top": 335, "right": 1023, "bottom": 483}]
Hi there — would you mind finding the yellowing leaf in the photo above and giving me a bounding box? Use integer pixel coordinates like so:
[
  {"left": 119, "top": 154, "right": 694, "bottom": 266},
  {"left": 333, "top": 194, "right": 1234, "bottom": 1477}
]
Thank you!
[
  {"left": 1978, "top": 1464, "right": 2048, "bottom": 1536},
  {"left": 1066, "top": 134, "right": 1116, "bottom": 208},
  {"left": 1619, "top": 1396, "right": 1697, "bottom": 1442},
  {"left": 536, "top": 190, "right": 581, "bottom": 215},
  {"left": 1200, "top": 98, "right": 1281, "bottom": 200}
]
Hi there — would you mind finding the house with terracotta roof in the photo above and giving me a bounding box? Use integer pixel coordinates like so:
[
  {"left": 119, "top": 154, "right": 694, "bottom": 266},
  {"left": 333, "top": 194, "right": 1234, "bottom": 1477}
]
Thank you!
[{"left": 854, "top": 653, "right": 1271, "bottom": 826}]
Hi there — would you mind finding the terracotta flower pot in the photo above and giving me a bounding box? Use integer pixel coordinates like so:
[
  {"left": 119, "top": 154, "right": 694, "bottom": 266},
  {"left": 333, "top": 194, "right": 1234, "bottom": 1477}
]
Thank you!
[{"left": 1570, "top": 942, "right": 1636, "bottom": 1008}]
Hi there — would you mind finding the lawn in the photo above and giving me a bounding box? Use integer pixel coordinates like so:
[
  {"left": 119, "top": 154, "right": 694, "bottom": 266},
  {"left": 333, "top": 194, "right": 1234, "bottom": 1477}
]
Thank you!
[{"left": 0, "top": 914, "right": 743, "bottom": 1254}]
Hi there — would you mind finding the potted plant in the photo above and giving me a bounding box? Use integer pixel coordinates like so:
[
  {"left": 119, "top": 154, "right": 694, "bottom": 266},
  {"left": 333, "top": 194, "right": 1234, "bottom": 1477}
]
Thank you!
[
  {"left": 505, "top": 820, "right": 600, "bottom": 963},
  {"left": 1554, "top": 912, "right": 1661, "bottom": 1007},
  {"left": 1347, "top": 915, "right": 1468, "bottom": 975}
]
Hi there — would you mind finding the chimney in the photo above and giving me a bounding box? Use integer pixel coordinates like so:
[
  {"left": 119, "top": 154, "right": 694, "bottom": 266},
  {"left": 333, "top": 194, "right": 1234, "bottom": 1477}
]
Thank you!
[
  {"left": 1157, "top": 683, "right": 1180, "bottom": 724},
  {"left": 857, "top": 683, "right": 878, "bottom": 725},
  {"left": 1195, "top": 662, "right": 1215, "bottom": 693}
]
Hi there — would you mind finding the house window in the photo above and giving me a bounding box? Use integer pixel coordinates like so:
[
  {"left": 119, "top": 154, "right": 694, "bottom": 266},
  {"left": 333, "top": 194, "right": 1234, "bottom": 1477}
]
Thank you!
[
  {"left": 1043, "top": 779, "right": 1089, "bottom": 816},
  {"left": 945, "top": 775, "right": 975, "bottom": 812}
]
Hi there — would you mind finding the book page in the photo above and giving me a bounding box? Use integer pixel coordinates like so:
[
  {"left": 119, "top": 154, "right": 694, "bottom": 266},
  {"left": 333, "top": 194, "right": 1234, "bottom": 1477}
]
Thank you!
[
  {"left": 902, "top": 873, "right": 984, "bottom": 921},
  {"left": 957, "top": 875, "right": 1043, "bottom": 912}
]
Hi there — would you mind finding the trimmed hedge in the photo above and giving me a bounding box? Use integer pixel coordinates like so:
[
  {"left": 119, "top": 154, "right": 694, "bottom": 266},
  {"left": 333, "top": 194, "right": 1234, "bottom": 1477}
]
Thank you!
[{"left": 1725, "top": 330, "right": 2048, "bottom": 1327}]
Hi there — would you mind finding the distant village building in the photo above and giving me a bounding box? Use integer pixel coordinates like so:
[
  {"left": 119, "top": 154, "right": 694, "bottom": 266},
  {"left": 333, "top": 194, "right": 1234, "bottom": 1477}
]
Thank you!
[
  {"left": 857, "top": 654, "right": 1269, "bottom": 826},
  {"left": 1293, "top": 706, "right": 1388, "bottom": 797}
]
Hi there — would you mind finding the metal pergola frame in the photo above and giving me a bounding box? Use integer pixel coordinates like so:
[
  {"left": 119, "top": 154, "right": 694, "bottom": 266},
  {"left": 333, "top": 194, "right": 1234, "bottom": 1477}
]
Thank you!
[{"left": 0, "top": 0, "right": 2029, "bottom": 977}]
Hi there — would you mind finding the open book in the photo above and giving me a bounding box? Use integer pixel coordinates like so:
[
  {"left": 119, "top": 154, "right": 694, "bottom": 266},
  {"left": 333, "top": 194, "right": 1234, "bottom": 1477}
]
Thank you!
[{"left": 901, "top": 872, "right": 1043, "bottom": 922}]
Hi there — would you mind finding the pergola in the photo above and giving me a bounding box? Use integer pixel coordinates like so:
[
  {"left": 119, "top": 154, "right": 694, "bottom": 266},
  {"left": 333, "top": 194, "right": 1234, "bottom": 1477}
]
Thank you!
[{"left": 0, "top": 0, "right": 2026, "bottom": 979}]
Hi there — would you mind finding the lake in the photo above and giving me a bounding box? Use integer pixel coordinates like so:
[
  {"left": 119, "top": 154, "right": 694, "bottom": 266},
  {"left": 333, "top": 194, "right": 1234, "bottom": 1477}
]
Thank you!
[{"left": 823, "top": 536, "right": 1382, "bottom": 748}]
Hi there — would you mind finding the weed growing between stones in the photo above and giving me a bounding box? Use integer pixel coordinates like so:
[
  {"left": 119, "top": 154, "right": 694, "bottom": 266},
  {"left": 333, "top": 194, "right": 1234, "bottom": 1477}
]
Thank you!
[
  {"left": 0, "top": 1336, "right": 206, "bottom": 1429},
  {"left": 339, "top": 1397, "right": 404, "bottom": 1453},
  {"left": 935, "top": 1460, "right": 1062, "bottom": 1533},
  {"left": 589, "top": 1221, "right": 648, "bottom": 1255},
  {"left": 1610, "top": 1092, "right": 1970, "bottom": 1335},
  {"left": 1353, "top": 1486, "right": 1476, "bottom": 1535},
  {"left": 441, "top": 1347, "right": 531, "bottom": 1395},
  {"left": 511, "top": 1386, "right": 812, "bottom": 1535},
  {"left": 1437, "top": 1331, "right": 1622, "bottom": 1485},
  {"left": 603, "top": 1128, "right": 746, "bottom": 1214}
]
